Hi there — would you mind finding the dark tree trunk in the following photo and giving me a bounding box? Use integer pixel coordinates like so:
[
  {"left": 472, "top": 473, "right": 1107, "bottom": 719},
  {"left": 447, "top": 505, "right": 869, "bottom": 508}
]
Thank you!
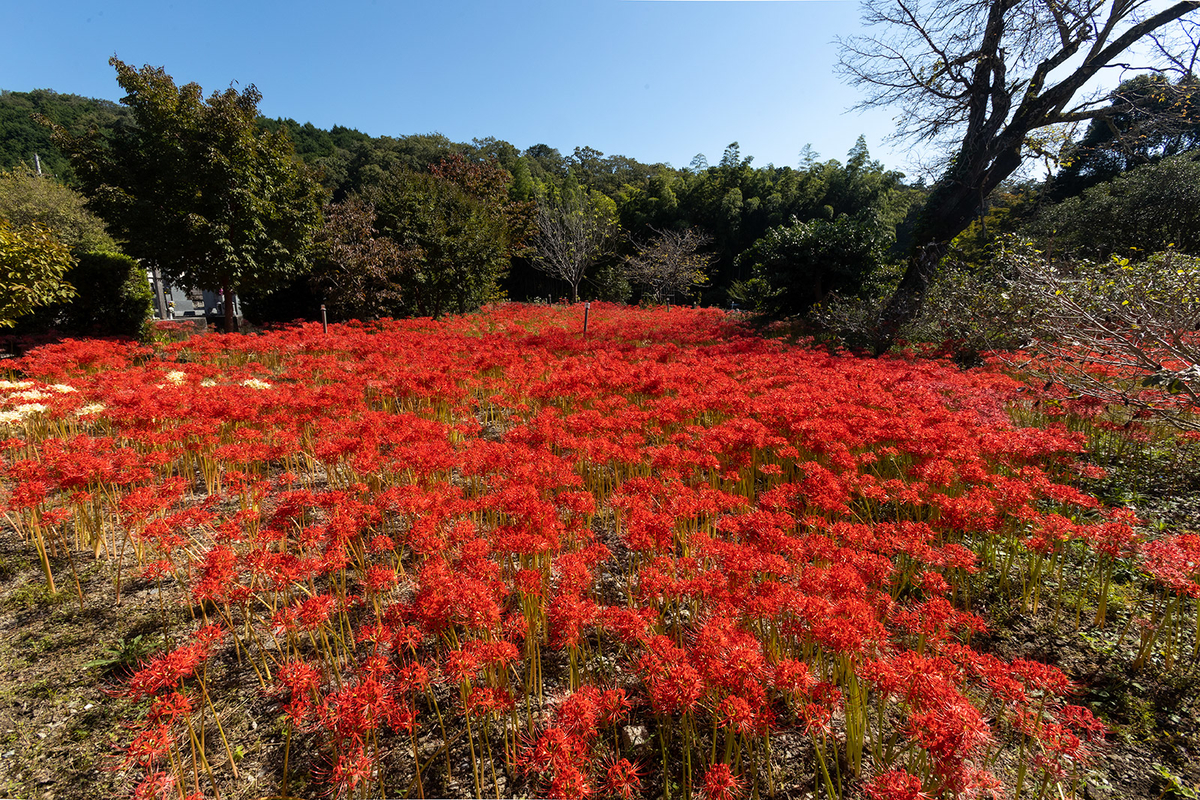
[
  {"left": 873, "top": 143, "right": 1023, "bottom": 354},
  {"left": 222, "top": 280, "right": 238, "bottom": 333}
]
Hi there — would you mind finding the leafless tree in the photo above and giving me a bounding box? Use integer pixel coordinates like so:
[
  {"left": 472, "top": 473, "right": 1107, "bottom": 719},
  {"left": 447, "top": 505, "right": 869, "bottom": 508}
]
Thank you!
[
  {"left": 531, "top": 190, "right": 618, "bottom": 303},
  {"left": 837, "top": 0, "right": 1200, "bottom": 351},
  {"left": 624, "top": 227, "right": 714, "bottom": 303}
]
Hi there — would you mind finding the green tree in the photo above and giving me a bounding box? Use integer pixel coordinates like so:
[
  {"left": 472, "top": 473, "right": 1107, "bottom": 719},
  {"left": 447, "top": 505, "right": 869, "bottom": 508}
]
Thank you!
[
  {"left": 14, "top": 250, "right": 152, "bottom": 337},
  {"left": 50, "top": 57, "right": 326, "bottom": 332},
  {"left": 1035, "top": 153, "right": 1200, "bottom": 257},
  {"left": 309, "top": 196, "right": 410, "bottom": 321},
  {"left": 0, "top": 218, "right": 76, "bottom": 327},
  {"left": 0, "top": 164, "right": 116, "bottom": 253},
  {"left": 733, "top": 213, "right": 890, "bottom": 316},
  {"left": 368, "top": 169, "right": 510, "bottom": 318},
  {"left": 1050, "top": 74, "right": 1200, "bottom": 199},
  {"left": 0, "top": 89, "right": 128, "bottom": 180}
]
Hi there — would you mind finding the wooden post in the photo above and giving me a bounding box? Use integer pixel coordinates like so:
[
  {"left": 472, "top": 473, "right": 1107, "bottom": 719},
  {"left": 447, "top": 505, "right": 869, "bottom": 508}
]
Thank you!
[
  {"left": 583, "top": 302, "right": 590, "bottom": 333},
  {"left": 321, "top": 304, "right": 328, "bottom": 334}
]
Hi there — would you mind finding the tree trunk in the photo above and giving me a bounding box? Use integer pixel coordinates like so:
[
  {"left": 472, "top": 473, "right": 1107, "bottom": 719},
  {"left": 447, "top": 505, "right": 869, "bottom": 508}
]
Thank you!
[
  {"left": 872, "top": 143, "right": 1023, "bottom": 354},
  {"left": 222, "top": 280, "right": 238, "bottom": 333}
]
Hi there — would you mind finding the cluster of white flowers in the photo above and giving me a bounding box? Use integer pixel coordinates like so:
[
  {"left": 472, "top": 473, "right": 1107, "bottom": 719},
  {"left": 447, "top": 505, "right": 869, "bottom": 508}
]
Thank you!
[
  {"left": 0, "top": 404, "right": 47, "bottom": 426},
  {"left": 76, "top": 403, "right": 106, "bottom": 417},
  {"left": 240, "top": 378, "right": 273, "bottom": 390},
  {"left": 165, "top": 370, "right": 188, "bottom": 385},
  {"left": 0, "top": 380, "right": 82, "bottom": 426}
]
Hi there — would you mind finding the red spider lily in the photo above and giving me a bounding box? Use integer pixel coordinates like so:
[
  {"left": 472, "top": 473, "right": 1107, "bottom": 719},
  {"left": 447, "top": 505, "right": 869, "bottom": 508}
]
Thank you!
[
  {"left": 320, "top": 745, "right": 376, "bottom": 798},
  {"left": 1141, "top": 534, "right": 1200, "bottom": 597},
  {"left": 192, "top": 545, "right": 239, "bottom": 603},
  {"left": 126, "top": 643, "right": 208, "bottom": 700},
  {"left": 519, "top": 725, "right": 590, "bottom": 782},
  {"left": 864, "top": 770, "right": 930, "bottom": 800},
  {"left": 601, "top": 756, "right": 642, "bottom": 800},
  {"left": 638, "top": 635, "right": 704, "bottom": 715},
  {"left": 599, "top": 687, "right": 631, "bottom": 725},
  {"left": 130, "top": 771, "right": 177, "bottom": 800},
  {"left": 122, "top": 723, "right": 173, "bottom": 768},
  {"left": 4, "top": 304, "right": 1159, "bottom": 800},
  {"left": 147, "top": 691, "right": 194, "bottom": 725},
  {"left": 555, "top": 685, "right": 603, "bottom": 738},
  {"left": 550, "top": 763, "right": 594, "bottom": 800},
  {"left": 907, "top": 701, "right": 993, "bottom": 775},
  {"left": 466, "top": 685, "right": 516, "bottom": 717},
  {"left": 702, "top": 763, "right": 743, "bottom": 800},
  {"left": 276, "top": 660, "right": 322, "bottom": 725}
]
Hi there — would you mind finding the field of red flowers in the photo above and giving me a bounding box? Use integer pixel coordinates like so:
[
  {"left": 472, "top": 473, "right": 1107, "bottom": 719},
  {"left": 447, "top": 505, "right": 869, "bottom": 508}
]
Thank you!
[{"left": 0, "top": 303, "right": 1197, "bottom": 800}]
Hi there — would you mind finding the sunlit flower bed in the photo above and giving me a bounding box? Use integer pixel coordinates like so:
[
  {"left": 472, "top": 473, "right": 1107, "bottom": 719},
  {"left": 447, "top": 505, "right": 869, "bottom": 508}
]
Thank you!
[{"left": 2, "top": 303, "right": 1195, "bottom": 800}]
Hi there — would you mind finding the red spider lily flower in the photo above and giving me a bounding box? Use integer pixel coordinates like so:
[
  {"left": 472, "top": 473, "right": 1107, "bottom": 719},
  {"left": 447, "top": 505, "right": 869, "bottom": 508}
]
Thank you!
[
  {"left": 773, "top": 658, "right": 815, "bottom": 697},
  {"left": 363, "top": 564, "right": 398, "bottom": 594},
  {"left": 519, "top": 725, "right": 589, "bottom": 780},
  {"left": 122, "top": 723, "right": 173, "bottom": 768},
  {"left": 396, "top": 661, "right": 431, "bottom": 693},
  {"left": 296, "top": 594, "right": 338, "bottom": 632},
  {"left": 702, "top": 763, "right": 743, "bottom": 800},
  {"left": 319, "top": 675, "right": 405, "bottom": 742},
  {"left": 599, "top": 687, "right": 631, "bottom": 725},
  {"left": 556, "top": 685, "right": 603, "bottom": 738},
  {"left": 147, "top": 691, "right": 194, "bottom": 725},
  {"left": 550, "top": 763, "right": 594, "bottom": 800},
  {"left": 864, "top": 770, "right": 930, "bottom": 800},
  {"left": 466, "top": 685, "right": 516, "bottom": 717},
  {"left": 276, "top": 660, "right": 322, "bottom": 726},
  {"left": 126, "top": 643, "right": 207, "bottom": 700},
  {"left": 139, "top": 559, "right": 174, "bottom": 581},
  {"left": 638, "top": 635, "right": 704, "bottom": 715},
  {"left": 601, "top": 756, "right": 642, "bottom": 800},
  {"left": 321, "top": 745, "right": 375, "bottom": 798},
  {"left": 1141, "top": 534, "right": 1200, "bottom": 597},
  {"left": 907, "top": 702, "right": 993, "bottom": 774},
  {"left": 131, "top": 771, "right": 176, "bottom": 800},
  {"left": 192, "top": 545, "right": 239, "bottom": 603},
  {"left": 549, "top": 593, "right": 601, "bottom": 649}
]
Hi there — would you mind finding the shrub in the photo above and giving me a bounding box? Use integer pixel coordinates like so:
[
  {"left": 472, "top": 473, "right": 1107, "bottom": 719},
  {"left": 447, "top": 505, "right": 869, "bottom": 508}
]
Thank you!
[{"left": 12, "top": 250, "right": 152, "bottom": 337}]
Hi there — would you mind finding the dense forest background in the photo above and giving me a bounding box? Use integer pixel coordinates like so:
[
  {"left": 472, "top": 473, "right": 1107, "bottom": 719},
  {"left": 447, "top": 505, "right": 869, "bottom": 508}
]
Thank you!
[{"left": 2, "top": 82, "right": 1198, "bottom": 337}]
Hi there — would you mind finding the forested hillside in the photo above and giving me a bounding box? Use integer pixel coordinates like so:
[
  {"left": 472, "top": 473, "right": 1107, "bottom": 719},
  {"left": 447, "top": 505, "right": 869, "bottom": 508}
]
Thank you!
[{"left": 4, "top": 75, "right": 1199, "bottom": 334}]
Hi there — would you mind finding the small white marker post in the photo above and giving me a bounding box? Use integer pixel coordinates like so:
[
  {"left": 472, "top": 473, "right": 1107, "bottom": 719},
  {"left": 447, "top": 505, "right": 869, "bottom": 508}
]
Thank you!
[{"left": 583, "top": 302, "right": 590, "bottom": 333}]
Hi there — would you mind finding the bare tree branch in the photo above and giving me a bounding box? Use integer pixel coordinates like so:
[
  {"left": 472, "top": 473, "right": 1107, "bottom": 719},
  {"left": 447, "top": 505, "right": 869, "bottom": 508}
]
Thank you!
[{"left": 623, "top": 227, "right": 714, "bottom": 304}]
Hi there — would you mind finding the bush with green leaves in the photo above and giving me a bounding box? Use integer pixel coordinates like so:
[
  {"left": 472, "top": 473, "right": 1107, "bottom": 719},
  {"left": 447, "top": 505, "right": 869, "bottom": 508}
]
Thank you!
[
  {"left": 732, "top": 212, "right": 890, "bottom": 317},
  {"left": 13, "top": 250, "right": 152, "bottom": 337},
  {"left": 1035, "top": 153, "right": 1200, "bottom": 259},
  {"left": 0, "top": 217, "right": 76, "bottom": 328}
]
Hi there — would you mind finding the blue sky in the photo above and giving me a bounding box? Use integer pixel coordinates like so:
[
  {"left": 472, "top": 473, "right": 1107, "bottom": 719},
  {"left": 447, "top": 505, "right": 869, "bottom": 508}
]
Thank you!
[{"left": 4, "top": 0, "right": 919, "bottom": 174}]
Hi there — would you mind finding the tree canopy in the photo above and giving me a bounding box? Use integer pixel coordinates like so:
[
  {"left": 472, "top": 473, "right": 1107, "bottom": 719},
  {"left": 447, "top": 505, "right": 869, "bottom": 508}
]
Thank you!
[
  {"left": 50, "top": 57, "right": 326, "bottom": 331},
  {"left": 0, "top": 165, "right": 116, "bottom": 254}
]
